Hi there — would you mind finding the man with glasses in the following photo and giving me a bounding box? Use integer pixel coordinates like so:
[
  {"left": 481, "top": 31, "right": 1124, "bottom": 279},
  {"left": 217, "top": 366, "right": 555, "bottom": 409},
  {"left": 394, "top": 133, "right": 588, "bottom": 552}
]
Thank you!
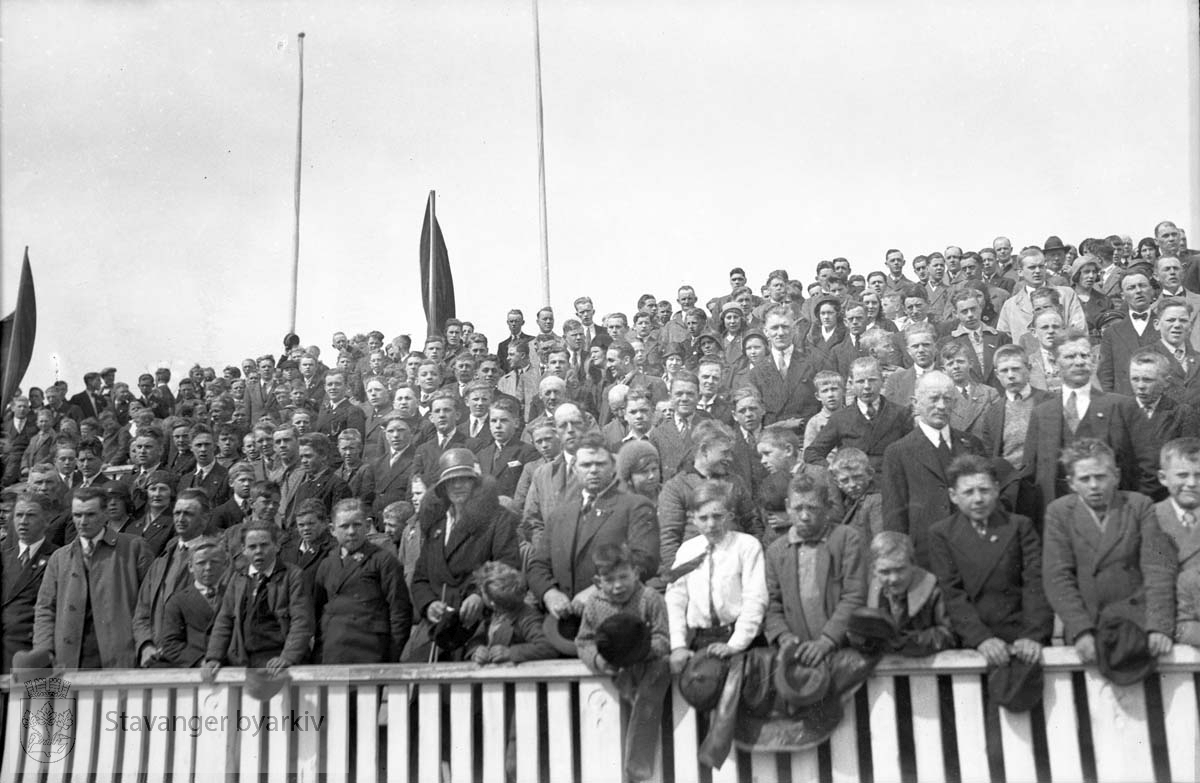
[{"left": 996, "top": 248, "right": 1085, "bottom": 341}]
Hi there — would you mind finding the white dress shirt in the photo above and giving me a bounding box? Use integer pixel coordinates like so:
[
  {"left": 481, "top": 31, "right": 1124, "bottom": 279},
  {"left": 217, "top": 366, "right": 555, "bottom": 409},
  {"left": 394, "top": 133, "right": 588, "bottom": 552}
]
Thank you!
[{"left": 665, "top": 531, "right": 767, "bottom": 652}]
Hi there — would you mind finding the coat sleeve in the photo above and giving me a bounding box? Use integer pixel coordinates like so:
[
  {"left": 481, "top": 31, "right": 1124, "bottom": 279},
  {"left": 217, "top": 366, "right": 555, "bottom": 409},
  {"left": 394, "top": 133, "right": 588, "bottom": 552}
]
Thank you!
[
  {"left": 505, "top": 607, "right": 558, "bottom": 663},
  {"left": 159, "top": 595, "right": 189, "bottom": 666},
  {"left": 32, "top": 553, "right": 61, "bottom": 654},
  {"left": 803, "top": 414, "right": 839, "bottom": 465},
  {"left": 131, "top": 567, "right": 159, "bottom": 654},
  {"left": 763, "top": 543, "right": 790, "bottom": 644},
  {"left": 898, "top": 585, "right": 956, "bottom": 655},
  {"left": 627, "top": 497, "right": 662, "bottom": 587},
  {"left": 664, "top": 555, "right": 692, "bottom": 651},
  {"left": 490, "top": 508, "right": 523, "bottom": 573},
  {"left": 525, "top": 506, "right": 557, "bottom": 601},
  {"left": 378, "top": 554, "right": 413, "bottom": 661},
  {"left": 1097, "top": 332, "right": 1116, "bottom": 392},
  {"left": 1016, "top": 516, "right": 1054, "bottom": 643},
  {"left": 656, "top": 481, "right": 688, "bottom": 575},
  {"left": 1042, "top": 504, "right": 1094, "bottom": 643},
  {"left": 408, "top": 534, "right": 437, "bottom": 619},
  {"left": 880, "top": 444, "right": 910, "bottom": 535},
  {"left": 280, "top": 569, "right": 314, "bottom": 666},
  {"left": 205, "top": 585, "right": 237, "bottom": 663},
  {"left": 821, "top": 528, "right": 866, "bottom": 644},
  {"left": 1139, "top": 501, "right": 1178, "bottom": 638},
  {"left": 929, "top": 524, "right": 994, "bottom": 649},
  {"left": 644, "top": 590, "right": 672, "bottom": 660}
]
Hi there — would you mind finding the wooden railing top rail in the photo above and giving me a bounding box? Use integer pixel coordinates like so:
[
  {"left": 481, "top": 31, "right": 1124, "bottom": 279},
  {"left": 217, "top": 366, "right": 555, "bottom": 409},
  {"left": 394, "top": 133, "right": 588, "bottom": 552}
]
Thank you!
[{"left": 5, "top": 645, "right": 1199, "bottom": 690}]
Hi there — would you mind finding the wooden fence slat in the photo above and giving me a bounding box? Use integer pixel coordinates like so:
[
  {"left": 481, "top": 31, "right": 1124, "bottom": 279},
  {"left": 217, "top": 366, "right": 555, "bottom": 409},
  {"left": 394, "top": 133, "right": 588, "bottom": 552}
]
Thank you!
[
  {"left": 828, "top": 692, "right": 860, "bottom": 783},
  {"left": 950, "top": 675, "right": 987, "bottom": 783},
  {"left": 194, "top": 683, "right": 230, "bottom": 779},
  {"left": 669, "top": 688, "right": 701, "bottom": 783},
  {"left": 386, "top": 685, "right": 411, "bottom": 783},
  {"left": 324, "top": 683, "right": 349, "bottom": 783},
  {"left": 749, "top": 750, "right": 775, "bottom": 782},
  {"left": 70, "top": 690, "right": 99, "bottom": 781},
  {"left": 578, "top": 678, "right": 622, "bottom": 783},
  {"left": 93, "top": 689, "right": 121, "bottom": 782},
  {"left": 355, "top": 685, "right": 380, "bottom": 783},
  {"left": 868, "top": 677, "right": 901, "bottom": 783},
  {"left": 997, "top": 706, "right": 1037, "bottom": 783},
  {"left": 238, "top": 688, "right": 264, "bottom": 782},
  {"left": 790, "top": 748, "right": 820, "bottom": 782},
  {"left": 709, "top": 748, "right": 740, "bottom": 783},
  {"left": 142, "top": 688, "right": 171, "bottom": 783},
  {"left": 295, "top": 684, "right": 324, "bottom": 782},
  {"left": 909, "top": 675, "right": 945, "bottom": 783},
  {"left": 268, "top": 685, "right": 293, "bottom": 782},
  {"left": 448, "top": 683, "right": 473, "bottom": 783},
  {"left": 1041, "top": 671, "right": 1083, "bottom": 783},
  {"left": 172, "top": 688, "right": 196, "bottom": 783},
  {"left": 45, "top": 693, "right": 70, "bottom": 783},
  {"left": 2, "top": 691, "right": 26, "bottom": 782},
  {"left": 417, "top": 684, "right": 441, "bottom": 783},
  {"left": 513, "top": 682, "right": 540, "bottom": 783},
  {"left": 480, "top": 683, "right": 506, "bottom": 783},
  {"left": 119, "top": 689, "right": 147, "bottom": 780},
  {"left": 546, "top": 681, "right": 575, "bottom": 783},
  {"left": 1159, "top": 672, "right": 1199, "bottom": 783},
  {"left": 1084, "top": 669, "right": 1153, "bottom": 783}
]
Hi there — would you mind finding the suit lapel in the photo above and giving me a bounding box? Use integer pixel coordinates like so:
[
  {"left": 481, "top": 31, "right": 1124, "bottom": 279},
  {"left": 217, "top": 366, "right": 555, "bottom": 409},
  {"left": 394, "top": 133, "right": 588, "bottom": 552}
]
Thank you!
[
  {"left": 1158, "top": 503, "right": 1200, "bottom": 567},
  {"left": 331, "top": 546, "right": 370, "bottom": 592}
]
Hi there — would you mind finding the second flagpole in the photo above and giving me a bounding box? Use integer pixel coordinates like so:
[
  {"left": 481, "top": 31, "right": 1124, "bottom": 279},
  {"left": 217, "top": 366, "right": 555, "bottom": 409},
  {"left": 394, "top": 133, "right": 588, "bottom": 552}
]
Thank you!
[{"left": 531, "top": 0, "right": 551, "bottom": 308}]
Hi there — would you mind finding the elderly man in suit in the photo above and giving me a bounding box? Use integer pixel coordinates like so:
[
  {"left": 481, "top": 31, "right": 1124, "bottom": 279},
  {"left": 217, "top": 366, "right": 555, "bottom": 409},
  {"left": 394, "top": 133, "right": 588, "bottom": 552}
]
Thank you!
[
  {"left": 159, "top": 541, "right": 228, "bottom": 667},
  {"left": 1022, "top": 329, "right": 1159, "bottom": 518},
  {"left": 32, "top": 486, "right": 153, "bottom": 669},
  {"left": 527, "top": 433, "right": 660, "bottom": 630},
  {"left": 882, "top": 322, "right": 939, "bottom": 406},
  {"left": 996, "top": 248, "right": 1086, "bottom": 341},
  {"left": 929, "top": 455, "right": 1052, "bottom": 666},
  {"left": 133, "top": 488, "right": 218, "bottom": 667},
  {"left": 648, "top": 370, "right": 712, "bottom": 481},
  {"left": 806, "top": 356, "right": 911, "bottom": 474},
  {"left": 369, "top": 415, "right": 417, "bottom": 518},
  {"left": 1098, "top": 269, "right": 1160, "bottom": 395},
  {"left": 1042, "top": 439, "right": 1175, "bottom": 663},
  {"left": 749, "top": 305, "right": 821, "bottom": 430},
  {"left": 763, "top": 471, "right": 866, "bottom": 665},
  {"left": 474, "top": 397, "right": 539, "bottom": 500},
  {"left": 881, "top": 371, "right": 985, "bottom": 568},
  {"left": 2, "top": 493, "right": 59, "bottom": 672},
  {"left": 939, "top": 340, "right": 1000, "bottom": 438}
]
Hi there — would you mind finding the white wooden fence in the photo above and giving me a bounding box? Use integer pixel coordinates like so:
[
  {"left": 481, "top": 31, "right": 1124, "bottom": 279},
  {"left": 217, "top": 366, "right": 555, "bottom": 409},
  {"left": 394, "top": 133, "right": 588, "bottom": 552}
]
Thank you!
[{"left": 2, "top": 646, "right": 1198, "bottom": 782}]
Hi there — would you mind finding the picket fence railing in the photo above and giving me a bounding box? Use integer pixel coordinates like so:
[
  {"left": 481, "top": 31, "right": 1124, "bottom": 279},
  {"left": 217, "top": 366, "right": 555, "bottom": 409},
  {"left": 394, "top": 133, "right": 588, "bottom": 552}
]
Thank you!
[{"left": 1, "top": 646, "right": 1198, "bottom": 782}]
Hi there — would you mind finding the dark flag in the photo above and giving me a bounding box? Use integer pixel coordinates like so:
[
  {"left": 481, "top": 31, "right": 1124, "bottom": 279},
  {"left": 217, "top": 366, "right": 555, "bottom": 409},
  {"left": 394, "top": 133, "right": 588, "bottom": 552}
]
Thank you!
[
  {"left": 1, "top": 248, "right": 36, "bottom": 411},
  {"left": 418, "top": 190, "right": 455, "bottom": 337}
]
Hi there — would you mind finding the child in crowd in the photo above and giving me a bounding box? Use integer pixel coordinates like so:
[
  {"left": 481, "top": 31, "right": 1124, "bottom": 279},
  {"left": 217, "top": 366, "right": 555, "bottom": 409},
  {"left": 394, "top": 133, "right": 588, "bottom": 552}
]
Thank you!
[
  {"left": 1153, "top": 438, "right": 1200, "bottom": 646},
  {"left": 469, "top": 561, "right": 556, "bottom": 664},
  {"left": 666, "top": 479, "right": 767, "bottom": 673},
  {"left": 803, "top": 371, "right": 845, "bottom": 451},
  {"left": 865, "top": 532, "right": 955, "bottom": 656},
  {"left": 576, "top": 544, "right": 671, "bottom": 783},
  {"left": 386, "top": 499, "right": 421, "bottom": 590},
  {"left": 160, "top": 542, "right": 229, "bottom": 667},
  {"left": 827, "top": 448, "right": 883, "bottom": 559}
]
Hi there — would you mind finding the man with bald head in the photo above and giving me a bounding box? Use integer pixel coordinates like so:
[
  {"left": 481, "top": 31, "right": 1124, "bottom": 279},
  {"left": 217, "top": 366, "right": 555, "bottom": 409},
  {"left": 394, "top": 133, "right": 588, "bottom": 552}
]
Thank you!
[{"left": 881, "top": 371, "right": 985, "bottom": 567}]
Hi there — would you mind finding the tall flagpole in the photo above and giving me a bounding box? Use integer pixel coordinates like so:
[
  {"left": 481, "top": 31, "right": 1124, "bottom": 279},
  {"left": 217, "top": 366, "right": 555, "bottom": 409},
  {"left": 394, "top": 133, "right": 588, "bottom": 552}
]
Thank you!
[
  {"left": 289, "top": 32, "right": 306, "bottom": 334},
  {"left": 531, "top": 0, "right": 551, "bottom": 307}
]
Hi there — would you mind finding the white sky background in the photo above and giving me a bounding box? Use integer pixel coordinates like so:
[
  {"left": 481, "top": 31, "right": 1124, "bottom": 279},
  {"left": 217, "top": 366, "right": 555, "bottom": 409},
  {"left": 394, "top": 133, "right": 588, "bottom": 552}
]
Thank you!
[{"left": 2, "top": 0, "right": 1197, "bottom": 388}]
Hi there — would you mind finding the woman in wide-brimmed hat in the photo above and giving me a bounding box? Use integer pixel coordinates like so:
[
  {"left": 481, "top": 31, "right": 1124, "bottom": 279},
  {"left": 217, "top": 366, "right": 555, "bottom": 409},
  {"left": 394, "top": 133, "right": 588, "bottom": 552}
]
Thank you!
[{"left": 402, "top": 448, "right": 521, "bottom": 662}]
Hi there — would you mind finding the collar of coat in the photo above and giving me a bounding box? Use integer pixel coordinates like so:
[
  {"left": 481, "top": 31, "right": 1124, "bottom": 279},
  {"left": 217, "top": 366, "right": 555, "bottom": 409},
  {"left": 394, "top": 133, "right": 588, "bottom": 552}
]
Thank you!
[{"left": 868, "top": 566, "right": 938, "bottom": 615}]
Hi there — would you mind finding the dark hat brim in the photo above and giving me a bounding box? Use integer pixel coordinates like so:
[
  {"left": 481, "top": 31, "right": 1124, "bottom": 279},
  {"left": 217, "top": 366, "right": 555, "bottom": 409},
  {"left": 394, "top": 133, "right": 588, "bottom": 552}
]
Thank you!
[{"left": 244, "top": 667, "right": 292, "bottom": 702}]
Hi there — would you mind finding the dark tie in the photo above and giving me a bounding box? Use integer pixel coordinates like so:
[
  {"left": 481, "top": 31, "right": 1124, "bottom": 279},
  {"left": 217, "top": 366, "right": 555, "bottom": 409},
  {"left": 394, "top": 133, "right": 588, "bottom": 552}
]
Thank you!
[
  {"left": 1065, "top": 391, "right": 1081, "bottom": 434},
  {"left": 241, "top": 500, "right": 252, "bottom": 516},
  {"left": 935, "top": 434, "right": 952, "bottom": 470},
  {"left": 253, "top": 572, "right": 269, "bottom": 602},
  {"left": 204, "top": 587, "right": 220, "bottom": 611},
  {"left": 1131, "top": 311, "right": 1148, "bottom": 322},
  {"left": 18, "top": 548, "right": 30, "bottom": 567},
  {"left": 706, "top": 543, "right": 721, "bottom": 627},
  {"left": 581, "top": 492, "right": 595, "bottom": 515}
]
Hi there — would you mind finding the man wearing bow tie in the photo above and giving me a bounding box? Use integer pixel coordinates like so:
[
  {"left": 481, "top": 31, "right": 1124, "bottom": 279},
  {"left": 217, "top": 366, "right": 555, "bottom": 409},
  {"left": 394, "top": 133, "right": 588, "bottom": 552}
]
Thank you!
[
  {"left": 2, "top": 493, "right": 58, "bottom": 672},
  {"left": 1099, "top": 269, "right": 1161, "bottom": 396}
]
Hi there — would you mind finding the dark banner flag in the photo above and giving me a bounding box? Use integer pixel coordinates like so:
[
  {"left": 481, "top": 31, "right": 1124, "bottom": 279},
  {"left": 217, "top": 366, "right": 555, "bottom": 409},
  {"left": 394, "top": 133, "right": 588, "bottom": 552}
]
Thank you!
[
  {"left": 0, "top": 248, "right": 37, "bottom": 411},
  {"left": 418, "top": 190, "right": 455, "bottom": 337}
]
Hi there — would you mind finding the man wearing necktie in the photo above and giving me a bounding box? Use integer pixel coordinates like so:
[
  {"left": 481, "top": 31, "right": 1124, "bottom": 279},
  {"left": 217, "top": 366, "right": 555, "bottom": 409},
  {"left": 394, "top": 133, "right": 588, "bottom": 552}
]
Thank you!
[
  {"left": 133, "top": 489, "right": 217, "bottom": 667},
  {"left": 1152, "top": 440, "right": 1200, "bottom": 622},
  {"left": 32, "top": 486, "right": 152, "bottom": 670},
  {"left": 159, "top": 542, "right": 229, "bottom": 667},
  {"left": 881, "top": 371, "right": 985, "bottom": 568},
  {"left": 748, "top": 306, "right": 821, "bottom": 431},
  {"left": 1098, "top": 269, "right": 1161, "bottom": 396},
  {"left": 2, "top": 493, "right": 59, "bottom": 672},
  {"left": 1145, "top": 298, "right": 1200, "bottom": 406}
]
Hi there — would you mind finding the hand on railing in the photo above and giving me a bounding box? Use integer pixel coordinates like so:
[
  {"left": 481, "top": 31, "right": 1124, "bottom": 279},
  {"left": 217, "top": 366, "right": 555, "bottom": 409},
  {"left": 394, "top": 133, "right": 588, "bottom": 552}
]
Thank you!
[
  {"left": 1074, "top": 633, "right": 1096, "bottom": 663},
  {"left": 977, "top": 638, "right": 1010, "bottom": 666},
  {"left": 1148, "top": 631, "right": 1174, "bottom": 656}
]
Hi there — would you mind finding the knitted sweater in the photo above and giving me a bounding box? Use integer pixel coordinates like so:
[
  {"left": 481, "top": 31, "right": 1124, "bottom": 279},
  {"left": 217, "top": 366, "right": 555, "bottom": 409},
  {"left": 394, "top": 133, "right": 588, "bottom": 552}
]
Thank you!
[{"left": 575, "top": 583, "right": 670, "bottom": 674}]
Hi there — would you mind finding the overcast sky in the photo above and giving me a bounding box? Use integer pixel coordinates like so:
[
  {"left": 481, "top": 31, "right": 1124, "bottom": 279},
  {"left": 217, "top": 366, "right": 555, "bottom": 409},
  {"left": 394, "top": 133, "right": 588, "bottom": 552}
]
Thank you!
[{"left": 2, "top": 0, "right": 1197, "bottom": 388}]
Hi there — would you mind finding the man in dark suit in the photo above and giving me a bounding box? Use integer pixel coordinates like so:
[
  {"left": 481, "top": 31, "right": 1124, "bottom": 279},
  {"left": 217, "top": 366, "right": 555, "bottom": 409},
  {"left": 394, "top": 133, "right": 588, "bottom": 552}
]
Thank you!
[
  {"left": 359, "top": 378, "right": 394, "bottom": 463},
  {"left": 68, "top": 372, "right": 108, "bottom": 421},
  {"left": 2, "top": 493, "right": 58, "bottom": 671},
  {"left": 368, "top": 415, "right": 417, "bottom": 518},
  {"left": 132, "top": 488, "right": 216, "bottom": 667},
  {"left": 279, "top": 499, "right": 338, "bottom": 585},
  {"left": 1144, "top": 298, "right": 1200, "bottom": 407},
  {"left": 1098, "top": 269, "right": 1159, "bottom": 395},
  {"left": 412, "top": 391, "right": 467, "bottom": 488},
  {"left": 177, "top": 424, "right": 230, "bottom": 506},
  {"left": 2, "top": 395, "right": 38, "bottom": 486},
  {"left": 1128, "top": 350, "right": 1200, "bottom": 455},
  {"left": 882, "top": 322, "right": 938, "bottom": 407},
  {"left": 474, "top": 398, "right": 539, "bottom": 499},
  {"left": 315, "top": 372, "right": 367, "bottom": 440},
  {"left": 527, "top": 433, "right": 660, "bottom": 622},
  {"left": 42, "top": 384, "right": 84, "bottom": 424},
  {"left": 211, "top": 463, "right": 254, "bottom": 530},
  {"left": 1042, "top": 439, "right": 1176, "bottom": 663},
  {"left": 881, "top": 371, "right": 985, "bottom": 568},
  {"left": 573, "top": 296, "right": 608, "bottom": 352},
  {"left": 497, "top": 309, "right": 534, "bottom": 374},
  {"left": 941, "top": 289, "right": 1011, "bottom": 389},
  {"left": 805, "top": 357, "right": 911, "bottom": 474},
  {"left": 749, "top": 306, "right": 821, "bottom": 430},
  {"left": 820, "top": 299, "right": 872, "bottom": 379},
  {"left": 599, "top": 342, "right": 669, "bottom": 425},
  {"left": 648, "top": 371, "right": 712, "bottom": 481},
  {"left": 1022, "top": 330, "right": 1159, "bottom": 519},
  {"left": 287, "top": 433, "right": 351, "bottom": 524},
  {"left": 159, "top": 541, "right": 228, "bottom": 667},
  {"left": 929, "top": 455, "right": 1052, "bottom": 667}
]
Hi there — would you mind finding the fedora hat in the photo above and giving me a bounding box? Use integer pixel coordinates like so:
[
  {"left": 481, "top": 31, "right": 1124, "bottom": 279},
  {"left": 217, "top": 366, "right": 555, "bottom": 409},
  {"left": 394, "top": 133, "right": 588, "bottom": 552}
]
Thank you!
[
  {"left": 594, "top": 614, "right": 652, "bottom": 669},
  {"left": 10, "top": 648, "right": 57, "bottom": 682},
  {"left": 543, "top": 612, "right": 583, "bottom": 657},
  {"left": 1043, "top": 236, "right": 1068, "bottom": 254},
  {"left": 244, "top": 667, "right": 291, "bottom": 702},
  {"left": 773, "top": 638, "right": 831, "bottom": 708},
  {"left": 678, "top": 651, "right": 730, "bottom": 712},
  {"left": 1095, "top": 615, "right": 1155, "bottom": 687},
  {"left": 987, "top": 659, "right": 1043, "bottom": 712},
  {"left": 432, "top": 448, "right": 482, "bottom": 497},
  {"left": 827, "top": 647, "right": 876, "bottom": 699}
]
